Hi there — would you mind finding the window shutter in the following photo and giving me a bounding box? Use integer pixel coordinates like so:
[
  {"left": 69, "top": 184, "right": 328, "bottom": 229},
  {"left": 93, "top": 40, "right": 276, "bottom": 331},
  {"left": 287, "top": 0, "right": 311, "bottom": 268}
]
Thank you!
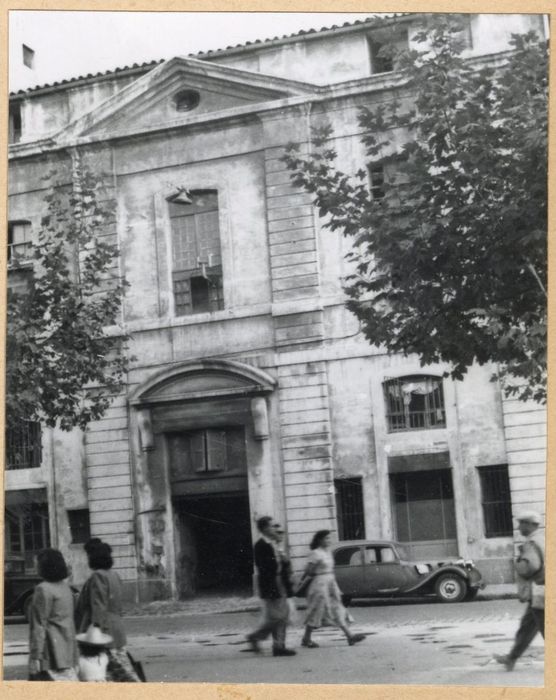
[
  {"left": 206, "top": 429, "right": 227, "bottom": 472},
  {"left": 191, "top": 432, "right": 206, "bottom": 472},
  {"left": 173, "top": 271, "right": 192, "bottom": 315}
]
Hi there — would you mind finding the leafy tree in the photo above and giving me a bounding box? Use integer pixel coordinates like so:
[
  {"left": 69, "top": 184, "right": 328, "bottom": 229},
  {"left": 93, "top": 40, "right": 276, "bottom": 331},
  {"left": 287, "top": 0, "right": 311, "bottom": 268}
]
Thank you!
[
  {"left": 283, "top": 15, "right": 547, "bottom": 403},
  {"left": 6, "top": 164, "right": 131, "bottom": 432}
]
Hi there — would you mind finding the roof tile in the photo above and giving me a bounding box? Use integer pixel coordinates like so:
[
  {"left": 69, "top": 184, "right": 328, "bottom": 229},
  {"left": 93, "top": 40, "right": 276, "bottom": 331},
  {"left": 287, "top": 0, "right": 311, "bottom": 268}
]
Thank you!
[{"left": 10, "top": 13, "right": 402, "bottom": 97}]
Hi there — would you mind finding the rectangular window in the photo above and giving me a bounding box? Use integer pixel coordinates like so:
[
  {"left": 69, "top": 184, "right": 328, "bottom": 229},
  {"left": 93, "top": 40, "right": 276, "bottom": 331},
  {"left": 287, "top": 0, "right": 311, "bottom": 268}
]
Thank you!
[
  {"left": 6, "top": 421, "right": 42, "bottom": 470},
  {"left": 8, "top": 221, "right": 33, "bottom": 263},
  {"left": 5, "top": 501, "right": 50, "bottom": 570},
  {"left": 368, "top": 164, "right": 385, "bottom": 200},
  {"left": 7, "top": 267, "right": 33, "bottom": 300},
  {"left": 167, "top": 427, "right": 246, "bottom": 480},
  {"left": 335, "top": 477, "right": 365, "bottom": 540},
  {"left": 384, "top": 375, "right": 446, "bottom": 432},
  {"left": 67, "top": 509, "right": 91, "bottom": 544},
  {"left": 453, "top": 15, "right": 474, "bottom": 51},
  {"left": 478, "top": 464, "right": 513, "bottom": 537},
  {"left": 368, "top": 28, "right": 408, "bottom": 75},
  {"left": 169, "top": 190, "right": 224, "bottom": 316},
  {"left": 9, "top": 104, "right": 22, "bottom": 144}
]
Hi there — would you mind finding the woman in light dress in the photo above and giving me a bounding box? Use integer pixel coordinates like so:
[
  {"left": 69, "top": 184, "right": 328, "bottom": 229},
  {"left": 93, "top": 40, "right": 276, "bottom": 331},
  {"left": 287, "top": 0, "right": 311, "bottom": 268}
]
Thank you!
[{"left": 301, "top": 530, "right": 365, "bottom": 648}]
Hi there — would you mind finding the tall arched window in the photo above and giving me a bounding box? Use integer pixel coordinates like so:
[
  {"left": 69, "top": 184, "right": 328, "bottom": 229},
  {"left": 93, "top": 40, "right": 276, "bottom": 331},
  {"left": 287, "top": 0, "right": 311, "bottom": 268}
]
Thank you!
[{"left": 383, "top": 375, "right": 445, "bottom": 432}]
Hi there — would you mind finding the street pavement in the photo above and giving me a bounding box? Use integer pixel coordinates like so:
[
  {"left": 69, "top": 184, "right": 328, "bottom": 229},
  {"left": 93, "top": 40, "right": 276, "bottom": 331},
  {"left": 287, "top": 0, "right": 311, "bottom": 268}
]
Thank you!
[{"left": 3, "top": 598, "right": 544, "bottom": 686}]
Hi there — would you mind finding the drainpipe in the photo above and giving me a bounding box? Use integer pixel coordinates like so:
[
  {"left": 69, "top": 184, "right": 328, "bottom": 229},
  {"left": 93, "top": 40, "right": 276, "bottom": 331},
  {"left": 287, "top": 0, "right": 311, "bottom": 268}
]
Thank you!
[
  {"left": 451, "top": 379, "right": 469, "bottom": 559},
  {"left": 49, "top": 427, "right": 59, "bottom": 547}
]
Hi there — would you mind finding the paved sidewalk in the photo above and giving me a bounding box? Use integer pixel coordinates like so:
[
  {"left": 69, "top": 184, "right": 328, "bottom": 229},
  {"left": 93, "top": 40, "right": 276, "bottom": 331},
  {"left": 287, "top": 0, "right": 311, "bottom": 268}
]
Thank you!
[
  {"left": 123, "top": 584, "right": 516, "bottom": 618},
  {"left": 478, "top": 584, "right": 518, "bottom": 600}
]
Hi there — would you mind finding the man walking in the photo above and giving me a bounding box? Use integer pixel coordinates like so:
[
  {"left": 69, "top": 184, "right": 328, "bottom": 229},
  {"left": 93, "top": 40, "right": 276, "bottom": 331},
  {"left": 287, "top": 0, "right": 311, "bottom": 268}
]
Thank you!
[
  {"left": 246, "top": 516, "right": 296, "bottom": 657},
  {"left": 495, "top": 511, "right": 545, "bottom": 671}
]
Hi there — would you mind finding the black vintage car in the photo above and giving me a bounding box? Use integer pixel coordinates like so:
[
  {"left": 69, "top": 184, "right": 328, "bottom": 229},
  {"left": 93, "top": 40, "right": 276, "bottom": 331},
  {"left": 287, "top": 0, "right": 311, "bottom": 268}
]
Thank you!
[
  {"left": 332, "top": 540, "right": 484, "bottom": 604},
  {"left": 4, "top": 556, "right": 41, "bottom": 619}
]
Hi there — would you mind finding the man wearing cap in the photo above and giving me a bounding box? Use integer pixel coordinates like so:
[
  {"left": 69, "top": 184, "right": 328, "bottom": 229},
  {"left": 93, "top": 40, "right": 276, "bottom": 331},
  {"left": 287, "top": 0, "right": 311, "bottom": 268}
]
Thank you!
[
  {"left": 495, "top": 510, "right": 545, "bottom": 671},
  {"left": 245, "top": 516, "right": 296, "bottom": 656}
]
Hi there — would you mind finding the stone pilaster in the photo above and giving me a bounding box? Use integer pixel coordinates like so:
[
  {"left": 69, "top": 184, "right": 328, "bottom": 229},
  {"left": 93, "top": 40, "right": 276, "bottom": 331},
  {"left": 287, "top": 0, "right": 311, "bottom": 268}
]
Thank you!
[
  {"left": 84, "top": 394, "right": 138, "bottom": 589},
  {"left": 277, "top": 361, "right": 337, "bottom": 572}
]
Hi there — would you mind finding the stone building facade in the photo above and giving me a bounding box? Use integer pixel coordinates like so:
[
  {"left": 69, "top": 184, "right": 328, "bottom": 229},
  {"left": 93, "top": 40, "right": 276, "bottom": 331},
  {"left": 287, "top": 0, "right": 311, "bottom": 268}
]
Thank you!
[{"left": 6, "top": 13, "right": 547, "bottom": 600}]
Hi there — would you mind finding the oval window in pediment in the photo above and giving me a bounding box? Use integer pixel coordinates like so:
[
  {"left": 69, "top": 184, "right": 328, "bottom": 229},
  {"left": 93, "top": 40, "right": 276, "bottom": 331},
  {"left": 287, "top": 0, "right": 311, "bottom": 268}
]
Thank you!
[{"left": 173, "top": 89, "right": 201, "bottom": 112}]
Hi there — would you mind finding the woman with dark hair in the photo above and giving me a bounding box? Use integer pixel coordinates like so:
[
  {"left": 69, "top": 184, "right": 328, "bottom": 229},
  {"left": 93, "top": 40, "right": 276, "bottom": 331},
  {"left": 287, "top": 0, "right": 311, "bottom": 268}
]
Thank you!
[
  {"left": 28, "top": 549, "right": 78, "bottom": 681},
  {"left": 75, "top": 541, "right": 139, "bottom": 682},
  {"left": 83, "top": 537, "right": 104, "bottom": 555},
  {"left": 300, "top": 530, "right": 365, "bottom": 648}
]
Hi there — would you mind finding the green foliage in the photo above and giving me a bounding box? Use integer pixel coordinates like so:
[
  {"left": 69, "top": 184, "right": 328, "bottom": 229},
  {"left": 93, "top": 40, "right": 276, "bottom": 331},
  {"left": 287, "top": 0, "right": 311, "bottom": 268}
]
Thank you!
[
  {"left": 283, "top": 16, "right": 547, "bottom": 403},
  {"left": 6, "top": 165, "right": 132, "bottom": 431}
]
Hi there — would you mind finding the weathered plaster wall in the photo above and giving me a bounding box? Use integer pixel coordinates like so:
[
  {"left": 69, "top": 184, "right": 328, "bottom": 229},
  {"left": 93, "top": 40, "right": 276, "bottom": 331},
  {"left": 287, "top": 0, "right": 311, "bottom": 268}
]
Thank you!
[
  {"left": 469, "top": 14, "right": 545, "bottom": 55},
  {"left": 49, "top": 427, "right": 90, "bottom": 584},
  {"left": 116, "top": 147, "right": 270, "bottom": 323},
  {"left": 328, "top": 356, "right": 381, "bottom": 539},
  {"left": 17, "top": 75, "right": 139, "bottom": 143},
  {"left": 217, "top": 14, "right": 546, "bottom": 83}
]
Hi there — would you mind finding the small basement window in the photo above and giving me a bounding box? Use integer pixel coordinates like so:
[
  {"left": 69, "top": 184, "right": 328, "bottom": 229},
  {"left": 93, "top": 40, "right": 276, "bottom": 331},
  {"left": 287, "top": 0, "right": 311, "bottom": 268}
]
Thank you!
[{"left": 67, "top": 509, "right": 91, "bottom": 544}]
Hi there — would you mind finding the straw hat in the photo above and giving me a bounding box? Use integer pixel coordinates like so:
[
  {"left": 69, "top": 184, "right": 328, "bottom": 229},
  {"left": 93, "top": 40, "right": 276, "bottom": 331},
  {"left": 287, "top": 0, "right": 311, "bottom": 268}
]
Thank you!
[
  {"left": 76, "top": 624, "right": 113, "bottom": 646},
  {"left": 516, "top": 510, "right": 541, "bottom": 525}
]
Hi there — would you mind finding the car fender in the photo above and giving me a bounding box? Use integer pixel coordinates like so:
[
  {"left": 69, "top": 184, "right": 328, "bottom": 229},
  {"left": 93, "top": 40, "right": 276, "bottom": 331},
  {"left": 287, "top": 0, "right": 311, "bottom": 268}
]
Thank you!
[
  {"left": 6, "top": 587, "right": 35, "bottom": 615},
  {"left": 403, "top": 565, "right": 470, "bottom": 594}
]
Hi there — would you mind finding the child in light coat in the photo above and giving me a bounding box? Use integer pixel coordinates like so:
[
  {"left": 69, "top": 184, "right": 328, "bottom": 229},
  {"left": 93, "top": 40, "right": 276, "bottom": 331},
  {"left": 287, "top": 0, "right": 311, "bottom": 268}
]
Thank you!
[{"left": 76, "top": 624, "right": 113, "bottom": 682}]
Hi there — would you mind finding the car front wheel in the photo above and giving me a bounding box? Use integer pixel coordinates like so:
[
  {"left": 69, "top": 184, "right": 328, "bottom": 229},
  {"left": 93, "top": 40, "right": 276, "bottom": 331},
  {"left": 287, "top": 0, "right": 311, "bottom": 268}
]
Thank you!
[{"left": 435, "top": 574, "right": 468, "bottom": 603}]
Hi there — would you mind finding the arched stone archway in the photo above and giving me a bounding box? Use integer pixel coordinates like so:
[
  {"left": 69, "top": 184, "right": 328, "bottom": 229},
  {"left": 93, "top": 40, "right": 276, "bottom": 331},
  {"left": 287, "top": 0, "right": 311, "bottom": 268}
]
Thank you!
[{"left": 128, "top": 359, "right": 279, "bottom": 601}]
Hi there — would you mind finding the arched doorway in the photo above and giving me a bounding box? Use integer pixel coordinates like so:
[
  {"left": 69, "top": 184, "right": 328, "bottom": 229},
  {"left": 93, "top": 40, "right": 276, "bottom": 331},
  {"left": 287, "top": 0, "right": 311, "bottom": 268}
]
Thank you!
[{"left": 129, "top": 360, "right": 277, "bottom": 599}]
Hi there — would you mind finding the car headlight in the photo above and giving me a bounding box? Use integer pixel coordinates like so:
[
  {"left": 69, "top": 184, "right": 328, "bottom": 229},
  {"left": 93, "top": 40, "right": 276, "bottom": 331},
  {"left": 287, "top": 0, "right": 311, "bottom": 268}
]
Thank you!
[
  {"left": 415, "top": 564, "right": 430, "bottom": 575},
  {"left": 455, "top": 558, "right": 474, "bottom": 570}
]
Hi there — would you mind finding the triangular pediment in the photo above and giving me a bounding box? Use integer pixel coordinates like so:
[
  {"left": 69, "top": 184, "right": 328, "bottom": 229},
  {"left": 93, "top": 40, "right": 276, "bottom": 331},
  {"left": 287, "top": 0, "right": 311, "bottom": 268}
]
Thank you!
[{"left": 57, "top": 57, "right": 319, "bottom": 143}]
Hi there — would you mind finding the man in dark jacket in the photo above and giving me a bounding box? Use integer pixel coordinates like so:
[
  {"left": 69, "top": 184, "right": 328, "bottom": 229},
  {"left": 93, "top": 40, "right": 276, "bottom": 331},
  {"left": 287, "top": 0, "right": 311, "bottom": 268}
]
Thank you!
[{"left": 246, "top": 516, "right": 296, "bottom": 656}]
